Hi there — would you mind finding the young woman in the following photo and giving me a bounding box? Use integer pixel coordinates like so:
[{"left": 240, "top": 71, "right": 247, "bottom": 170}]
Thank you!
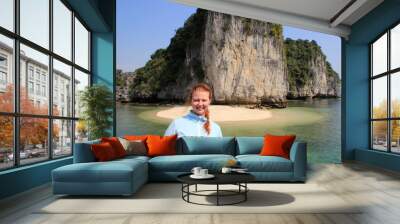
[{"left": 164, "top": 83, "right": 222, "bottom": 138}]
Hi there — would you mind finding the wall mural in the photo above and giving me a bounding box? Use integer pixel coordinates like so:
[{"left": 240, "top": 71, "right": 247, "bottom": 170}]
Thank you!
[{"left": 116, "top": 5, "right": 341, "bottom": 163}]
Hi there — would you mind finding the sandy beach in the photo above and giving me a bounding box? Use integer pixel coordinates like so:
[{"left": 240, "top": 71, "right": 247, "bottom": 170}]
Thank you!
[{"left": 156, "top": 105, "right": 272, "bottom": 122}]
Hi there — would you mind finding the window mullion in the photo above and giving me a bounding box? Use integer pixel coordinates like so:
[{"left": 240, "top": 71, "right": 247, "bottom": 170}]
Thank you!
[
  {"left": 48, "top": 0, "right": 54, "bottom": 160},
  {"left": 388, "top": 30, "right": 391, "bottom": 153},
  {"left": 13, "top": 0, "right": 20, "bottom": 167},
  {"left": 71, "top": 10, "right": 76, "bottom": 154}
]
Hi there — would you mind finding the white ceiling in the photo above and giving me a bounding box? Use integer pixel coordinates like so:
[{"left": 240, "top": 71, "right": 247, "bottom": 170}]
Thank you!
[{"left": 171, "top": 0, "right": 384, "bottom": 38}]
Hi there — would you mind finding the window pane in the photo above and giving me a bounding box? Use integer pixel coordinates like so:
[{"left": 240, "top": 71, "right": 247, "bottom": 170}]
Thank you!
[
  {"left": 0, "top": 0, "right": 14, "bottom": 31},
  {"left": 372, "top": 33, "right": 387, "bottom": 76},
  {"left": 75, "top": 120, "right": 88, "bottom": 143},
  {"left": 0, "top": 34, "right": 14, "bottom": 112},
  {"left": 391, "top": 72, "right": 400, "bottom": 118},
  {"left": 75, "top": 18, "right": 89, "bottom": 70},
  {"left": 0, "top": 116, "right": 13, "bottom": 170},
  {"left": 20, "top": 117, "right": 49, "bottom": 165},
  {"left": 391, "top": 120, "right": 400, "bottom": 153},
  {"left": 20, "top": 44, "right": 49, "bottom": 115},
  {"left": 20, "top": 0, "right": 49, "bottom": 49},
  {"left": 372, "top": 76, "right": 387, "bottom": 119},
  {"left": 53, "top": 59, "right": 72, "bottom": 117},
  {"left": 391, "top": 24, "right": 400, "bottom": 70},
  {"left": 372, "top": 121, "right": 388, "bottom": 151},
  {"left": 53, "top": 0, "right": 72, "bottom": 60},
  {"left": 74, "top": 69, "right": 89, "bottom": 118},
  {"left": 53, "top": 119, "right": 72, "bottom": 158}
]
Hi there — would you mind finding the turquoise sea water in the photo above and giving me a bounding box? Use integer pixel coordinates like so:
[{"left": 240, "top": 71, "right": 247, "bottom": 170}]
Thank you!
[{"left": 116, "top": 99, "right": 341, "bottom": 163}]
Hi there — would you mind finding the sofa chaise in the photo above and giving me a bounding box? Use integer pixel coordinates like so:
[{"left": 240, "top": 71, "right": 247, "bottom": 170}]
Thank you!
[{"left": 52, "top": 136, "right": 307, "bottom": 196}]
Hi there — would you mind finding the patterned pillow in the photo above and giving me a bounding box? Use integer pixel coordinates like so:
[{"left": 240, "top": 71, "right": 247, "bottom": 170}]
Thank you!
[{"left": 118, "top": 137, "right": 147, "bottom": 156}]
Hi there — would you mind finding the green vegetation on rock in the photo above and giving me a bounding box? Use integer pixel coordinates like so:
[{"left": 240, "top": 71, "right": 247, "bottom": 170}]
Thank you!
[
  {"left": 130, "top": 9, "right": 207, "bottom": 100},
  {"left": 285, "top": 38, "right": 340, "bottom": 90}
]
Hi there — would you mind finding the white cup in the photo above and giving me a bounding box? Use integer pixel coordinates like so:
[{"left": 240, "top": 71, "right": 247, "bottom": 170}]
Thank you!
[
  {"left": 221, "top": 167, "right": 232, "bottom": 174},
  {"left": 200, "top": 169, "right": 208, "bottom": 176},
  {"left": 191, "top": 167, "right": 202, "bottom": 176}
]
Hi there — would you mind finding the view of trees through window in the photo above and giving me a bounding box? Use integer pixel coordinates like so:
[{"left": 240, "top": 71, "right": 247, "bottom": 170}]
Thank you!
[
  {"left": 0, "top": 0, "right": 91, "bottom": 170},
  {"left": 371, "top": 23, "right": 400, "bottom": 153}
]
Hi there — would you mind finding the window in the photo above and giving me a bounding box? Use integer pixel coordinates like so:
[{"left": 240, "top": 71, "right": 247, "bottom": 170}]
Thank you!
[
  {"left": 370, "top": 23, "right": 400, "bottom": 154},
  {"left": 35, "top": 84, "right": 40, "bottom": 97},
  {"left": 74, "top": 69, "right": 89, "bottom": 118},
  {"left": 0, "top": 55, "right": 7, "bottom": 67},
  {"left": 20, "top": 0, "right": 49, "bottom": 49},
  {"left": 53, "top": 119, "right": 72, "bottom": 158},
  {"left": 75, "top": 18, "right": 90, "bottom": 70},
  {"left": 28, "top": 67, "right": 34, "bottom": 80},
  {"left": 53, "top": 0, "right": 72, "bottom": 60},
  {"left": 35, "top": 70, "right": 41, "bottom": 81},
  {"left": 42, "top": 85, "right": 46, "bottom": 97},
  {"left": 0, "top": 116, "right": 13, "bottom": 170},
  {"left": 41, "top": 73, "right": 46, "bottom": 83},
  {"left": 0, "top": 54, "right": 8, "bottom": 89},
  {"left": 0, "top": 0, "right": 14, "bottom": 32},
  {"left": 28, "top": 81, "right": 34, "bottom": 94},
  {"left": 53, "top": 59, "right": 72, "bottom": 117},
  {"left": 0, "top": 0, "right": 91, "bottom": 170},
  {"left": 0, "top": 34, "right": 13, "bottom": 113},
  {"left": 0, "top": 71, "right": 6, "bottom": 85}
]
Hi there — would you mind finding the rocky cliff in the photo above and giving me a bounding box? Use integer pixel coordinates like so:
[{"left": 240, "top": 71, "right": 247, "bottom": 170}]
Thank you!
[
  {"left": 285, "top": 39, "right": 340, "bottom": 99},
  {"left": 126, "top": 9, "right": 340, "bottom": 107}
]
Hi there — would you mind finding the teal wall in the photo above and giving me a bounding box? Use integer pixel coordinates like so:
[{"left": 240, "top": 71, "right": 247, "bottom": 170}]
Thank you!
[
  {"left": 0, "top": 158, "right": 72, "bottom": 199},
  {"left": 92, "top": 32, "right": 116, "bottom": 135},
  {"left": 343, "top": 0, "right": 400, "bottom": 171},
  {"left": 0, "top": 0, "right": 116, "bottom": 200}
]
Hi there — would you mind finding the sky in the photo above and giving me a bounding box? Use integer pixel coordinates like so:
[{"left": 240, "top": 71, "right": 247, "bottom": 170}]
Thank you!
[{"left": 117, "top": 0, "right": 341, "bottom": 77}]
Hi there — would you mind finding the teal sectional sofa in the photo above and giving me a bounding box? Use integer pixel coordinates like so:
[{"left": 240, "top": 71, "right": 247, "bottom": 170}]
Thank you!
[{"left": 52, "top": 136, "right": 307, "bottom": 196}]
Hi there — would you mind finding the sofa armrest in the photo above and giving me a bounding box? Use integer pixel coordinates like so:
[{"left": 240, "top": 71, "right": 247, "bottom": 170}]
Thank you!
[
  {"left": 289, "top": 141, "right": 307, "bottom": 181},
  {"left": 73, "top": 140, "right": 100, "bottom": 163}
]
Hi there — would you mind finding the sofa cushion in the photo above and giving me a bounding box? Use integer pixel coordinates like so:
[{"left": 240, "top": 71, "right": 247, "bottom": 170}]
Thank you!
[
  {"left": 149, "top": 154, "right": 235, "bottom": 172},
  {"left": 177, "top": 136, "right": 236, "bottom": 155},
  {"left": 91, "top": 142, "right": 118, "bottom": 161},
  {"left": 147, "top": 134, "right": 177, "bottom": 157},
  {"left": 101, "top": 137, "right": 127, "bottom": 158},
  {"left": 235, "top": 137, "right": 264, "bottom": 155},
  {"left": 53, "top": 158, "right": 147, "bottom": 183},
  {"left": 118, "top": 138, "right": 147, "bottom": 156},
  {"left": 236, "top": 155, "right": 293, "bottom": 172},
  {"left": 260, "top": 134, "right": 296, "bottom": 159}
]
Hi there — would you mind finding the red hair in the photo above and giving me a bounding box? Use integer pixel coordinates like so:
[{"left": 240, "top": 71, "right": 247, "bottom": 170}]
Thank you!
[{"left": 186, "top": 83, "right": 213, "bottom": 135}]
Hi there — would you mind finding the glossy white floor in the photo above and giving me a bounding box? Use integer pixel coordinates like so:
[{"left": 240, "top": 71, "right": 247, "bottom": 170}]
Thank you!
[{"left": 1, "top": 162, "right": 400, "bottom": 224}]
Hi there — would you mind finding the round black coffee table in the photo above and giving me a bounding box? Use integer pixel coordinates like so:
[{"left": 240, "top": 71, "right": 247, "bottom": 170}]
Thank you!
[{"left": 177, "top": 173, "right": 255, "bottom": 206}]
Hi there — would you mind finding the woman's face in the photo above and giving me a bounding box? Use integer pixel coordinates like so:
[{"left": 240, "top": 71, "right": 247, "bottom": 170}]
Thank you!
[{"left": 191, "top": 89, "right": 211, "bottom": 116}]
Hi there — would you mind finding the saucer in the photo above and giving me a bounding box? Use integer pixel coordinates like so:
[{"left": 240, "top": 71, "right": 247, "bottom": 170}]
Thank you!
[{"left": 190, "top": 174, "right": 215, "bottom": 179}]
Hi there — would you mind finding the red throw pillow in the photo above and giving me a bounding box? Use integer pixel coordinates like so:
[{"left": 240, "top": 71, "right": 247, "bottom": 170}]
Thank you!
[
  {"left": 146, "top": 134, "right": 177, "bottom": 157},
  {"left": 259, "top": 134, "right": 296, "bottom": 159},
  {"left": 91, "top": 142, "right": 117, "bottom": 161},
  {"left": 101, "top": 137, "right": 127, "bottom": 158}
]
